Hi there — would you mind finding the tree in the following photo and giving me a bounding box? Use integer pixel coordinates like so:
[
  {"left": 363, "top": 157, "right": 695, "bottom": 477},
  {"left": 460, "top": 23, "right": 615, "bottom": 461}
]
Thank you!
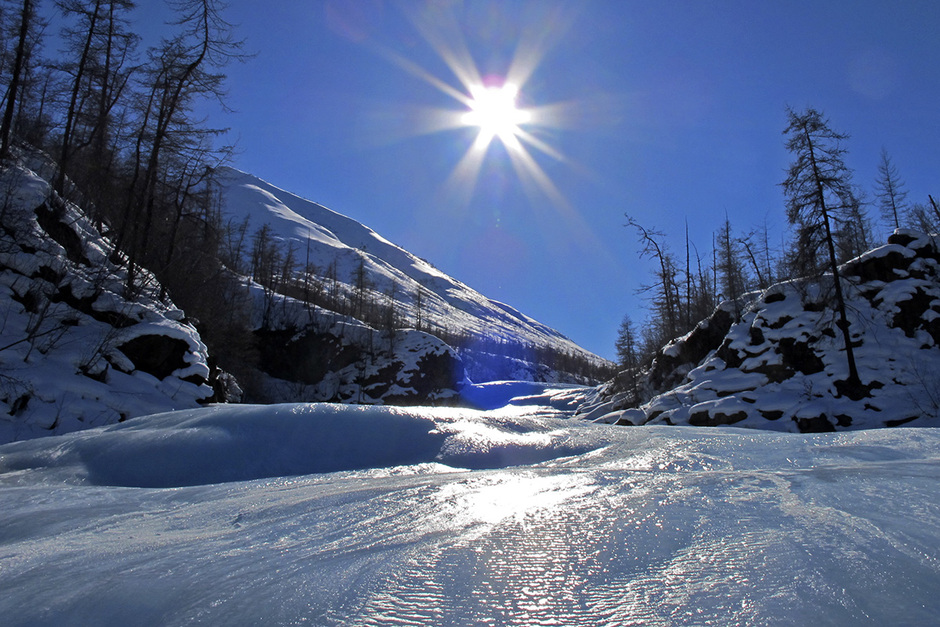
[
  {"left": 626, "top": 215, "right": 681, "bottom": 345},
  {"left": 781, "top": 107, "right": 862, "bottom": 392},
  {"left": 412, "top": 283, "right": 425, "bottom": 331},
  {"left": 715, "top": 215, "right": 748, "bottom": 310},
  {"left": 740, "top": 220, "right": 777, "bottom": 292},
  {"left": 117, "top": 0, "right": 244, "bottom": 292},
  {"left": 614, "top": 313, "right": 641, "bottom": 404},
  {"left": 874, "top": 149, "right": 908, "bottom": 232},
  {"left": 834, "top": 197, "right": 871, "bottom": 263},
  {"left": 0, "top": 0, "right": 38, "bottom": 160},
  {"left": 350, "top": 254, "right": 371, "bottom": 320},
  {"left": 54, "top": 0, "right": 138, "bottom": 195}
]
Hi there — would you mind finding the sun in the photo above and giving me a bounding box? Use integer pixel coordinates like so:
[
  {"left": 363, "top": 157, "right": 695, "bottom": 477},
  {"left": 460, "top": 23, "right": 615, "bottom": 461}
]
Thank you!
[
  {"left": 462, "top": 83, "right": 532, "bottom": 145},
  {"left": 368, "top": 3, "right": 581, "bottom": 209}
]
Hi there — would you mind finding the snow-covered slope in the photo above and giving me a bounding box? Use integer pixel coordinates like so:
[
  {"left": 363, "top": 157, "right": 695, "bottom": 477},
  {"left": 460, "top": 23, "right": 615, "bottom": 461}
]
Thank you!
[
  {"left": 581, "top": 230, "right": 940, "bottom": 431},
  {"left": 215, "top": 167, "right": 601, "bottom": 373},
  {"left": 0, "top": 160, "right": 214, "bottom": 444},
  {"left": 1, "top": 392, "right": 938, "bottom": 625}
]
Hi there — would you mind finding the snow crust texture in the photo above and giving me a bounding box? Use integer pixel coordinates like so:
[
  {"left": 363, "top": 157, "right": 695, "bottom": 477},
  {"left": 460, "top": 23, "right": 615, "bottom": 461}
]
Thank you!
[
  {"left": 585, "top": 230, "right": 940, "bottom": 431},
  {"left": 1, "top": 390, "right": 939, "bottom": 625},
  {"left": 0, "top": 161, "right": 213, "bottom": 444}
]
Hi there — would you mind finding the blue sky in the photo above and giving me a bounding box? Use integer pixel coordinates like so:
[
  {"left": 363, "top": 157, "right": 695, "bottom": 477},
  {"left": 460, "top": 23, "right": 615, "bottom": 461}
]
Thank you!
[{"left": 137, "top": 1, "right": 939, "bottom": 360}]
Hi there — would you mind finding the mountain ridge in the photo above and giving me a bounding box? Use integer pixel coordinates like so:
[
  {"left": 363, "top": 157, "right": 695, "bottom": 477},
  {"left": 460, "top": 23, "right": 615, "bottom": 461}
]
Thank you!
[{"left": 215, "top": 166, "right": 585, "bottom": 350}]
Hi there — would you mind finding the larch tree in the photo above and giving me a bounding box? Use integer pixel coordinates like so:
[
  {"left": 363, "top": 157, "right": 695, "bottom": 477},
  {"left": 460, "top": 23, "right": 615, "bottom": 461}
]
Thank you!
[
  {"left": 119, "top": 0, "right": 243, "bottom": 293},
  {"left": 715, "top": 216, "right": 748, "bottom": 310},
  {"left": 54, "top": 0, "right": 137, "bottom": 195},
  {"left": 781, "top": 106, "right": 862, "bottom": 393},
  {"left": 626, "top": 215, "right": 681, "bottom": 346},
  {"left": 874, "top": 148, "right": 908, "bottom": 232},
  {"left": 614, "top": 313, "right": 641, "bottom": 404}
]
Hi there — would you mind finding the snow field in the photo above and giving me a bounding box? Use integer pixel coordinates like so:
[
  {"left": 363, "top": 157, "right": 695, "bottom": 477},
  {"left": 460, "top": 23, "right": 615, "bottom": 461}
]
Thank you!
[{"left": 1, "top": 386, "right": 938, "bottom": 625}]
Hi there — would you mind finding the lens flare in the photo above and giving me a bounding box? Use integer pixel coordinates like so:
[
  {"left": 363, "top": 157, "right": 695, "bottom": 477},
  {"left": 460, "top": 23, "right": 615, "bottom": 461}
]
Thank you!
[{"left": 367, "top": 4, "right": 577, "bottom": 211}]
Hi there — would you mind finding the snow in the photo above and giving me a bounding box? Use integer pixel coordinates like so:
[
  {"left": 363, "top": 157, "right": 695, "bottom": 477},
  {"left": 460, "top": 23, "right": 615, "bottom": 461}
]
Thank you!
[
  {"left": 2, "top": 384, "right": 938, "bottom": 625},
  {"left": 587, "top": 232, "right": 940, "bottom": 431}
]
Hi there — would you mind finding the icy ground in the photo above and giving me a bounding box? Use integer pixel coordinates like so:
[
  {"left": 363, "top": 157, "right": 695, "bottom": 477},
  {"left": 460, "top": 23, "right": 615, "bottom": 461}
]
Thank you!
[{"left": 1, "top": 383, "right": 938, "bottom": 626}]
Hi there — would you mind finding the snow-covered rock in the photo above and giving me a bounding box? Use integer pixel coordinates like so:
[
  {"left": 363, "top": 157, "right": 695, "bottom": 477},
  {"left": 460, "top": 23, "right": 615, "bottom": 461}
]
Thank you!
[
  {"left": 0, "top": 160, "right": 214, "bottom": 444},
  {"left": 583, "top": 230, "right": 940, "bottom": 431}
]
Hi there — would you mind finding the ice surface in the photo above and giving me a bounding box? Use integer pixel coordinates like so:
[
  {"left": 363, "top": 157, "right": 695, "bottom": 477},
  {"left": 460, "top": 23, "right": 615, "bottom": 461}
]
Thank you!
[{"left": 1, "top": 383, "right": 938, "bottom": 625}]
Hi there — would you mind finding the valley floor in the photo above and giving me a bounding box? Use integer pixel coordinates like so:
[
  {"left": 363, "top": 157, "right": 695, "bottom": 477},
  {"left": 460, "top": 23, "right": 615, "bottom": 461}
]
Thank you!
[{"left": 1, "top": 383, "right": 938, "bottom": 625}]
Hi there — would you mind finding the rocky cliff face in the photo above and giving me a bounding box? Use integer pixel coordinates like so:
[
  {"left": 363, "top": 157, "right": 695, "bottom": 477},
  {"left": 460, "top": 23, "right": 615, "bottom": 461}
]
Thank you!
[
  {"left": 580, "top": 230, "right": 940, "bottom": 432},
  {"left": 248, "top": 293, "right": 466, "bottom": 405},
  {"left": 0, "top": 160, "right": 214, "bottom": 443}
]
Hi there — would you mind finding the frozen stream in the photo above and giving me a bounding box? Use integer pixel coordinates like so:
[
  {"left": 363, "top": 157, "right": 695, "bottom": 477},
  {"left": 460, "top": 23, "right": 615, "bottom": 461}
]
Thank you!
[{"left": 1, "top": 384, "right": 938, "bottom": 625}]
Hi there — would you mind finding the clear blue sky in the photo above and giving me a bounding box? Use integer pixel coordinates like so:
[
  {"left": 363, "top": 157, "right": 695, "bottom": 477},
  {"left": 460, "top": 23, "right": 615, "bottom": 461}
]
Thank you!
[{"left": 136, "top": 1, "right": 939, "bottom": 360}]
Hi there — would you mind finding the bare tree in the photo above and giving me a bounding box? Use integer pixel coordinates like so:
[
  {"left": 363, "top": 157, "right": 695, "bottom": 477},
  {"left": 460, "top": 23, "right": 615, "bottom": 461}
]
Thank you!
[
  {"left": 54, "top": 0, "right": 137, "bottom": 195},
  {"left": 0, "top": 0, "right": 38, "bottom": 160},
  {"left": 715, "top": 215, "right": 748, "bottom": 309},
  {"left": 781, "top": 107, "right": 862, "bottom": 392},
  {"left": 626, "top": 215, "right": 681, "bottom": 345},
  {"left": 118, "top": 0, "right": 244, "bottom": 293}
]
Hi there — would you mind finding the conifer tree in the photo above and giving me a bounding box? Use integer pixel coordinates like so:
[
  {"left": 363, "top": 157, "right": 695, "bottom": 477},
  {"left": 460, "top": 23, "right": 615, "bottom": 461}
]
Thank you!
[{"left": 874, "top": 149, "right": 908, "bottom": 232}]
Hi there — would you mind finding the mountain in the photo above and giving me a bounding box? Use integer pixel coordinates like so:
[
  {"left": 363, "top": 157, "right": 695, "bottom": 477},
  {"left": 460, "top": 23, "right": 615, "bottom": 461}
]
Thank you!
[
  {"left": 212, "top": 166, "right": 610, "bottom": 400},
  {"left": 579, "top": 229, "right": 940, "bottom": 431},
  {"left": 0, "top": 154, "right": 609, "bottom": 443}
]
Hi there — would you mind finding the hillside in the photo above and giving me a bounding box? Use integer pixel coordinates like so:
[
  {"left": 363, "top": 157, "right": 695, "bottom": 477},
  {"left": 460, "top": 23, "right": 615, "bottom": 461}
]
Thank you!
[
  {"left": 212, "top": 167, "right": 610, "bottom": 396},
  {"left": 0, "top": 154, "right": 610, "bottom": 441},
  {"left": 579, "top": 230, "right": 940, "bottom": 431},
  {"left": 0, "top": 157, "right": 215, "bottom": 444}
]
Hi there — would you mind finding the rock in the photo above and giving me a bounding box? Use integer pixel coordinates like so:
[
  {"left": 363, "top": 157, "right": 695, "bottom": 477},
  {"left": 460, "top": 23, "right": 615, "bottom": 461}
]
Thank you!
[{"left": 116, "top": 335, "right": 192, "bottom": 380}]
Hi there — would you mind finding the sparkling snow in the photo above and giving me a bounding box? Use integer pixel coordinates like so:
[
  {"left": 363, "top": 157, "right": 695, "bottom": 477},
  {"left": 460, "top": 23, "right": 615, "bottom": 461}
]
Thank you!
[{"left": 1, "top": 385, "right": 938, "bottom": 625}]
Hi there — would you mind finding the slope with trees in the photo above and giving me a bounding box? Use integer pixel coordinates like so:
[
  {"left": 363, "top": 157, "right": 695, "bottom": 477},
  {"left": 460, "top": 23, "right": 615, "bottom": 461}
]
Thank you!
[{"left": 599, "top": 107, "right": 940, "bottom": 431}]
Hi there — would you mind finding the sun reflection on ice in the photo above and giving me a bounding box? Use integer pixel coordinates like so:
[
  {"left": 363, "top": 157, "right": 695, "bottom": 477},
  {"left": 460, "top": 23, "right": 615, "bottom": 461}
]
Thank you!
[{"left": 435, "top": 471, "right": 595, "bottom": 532}]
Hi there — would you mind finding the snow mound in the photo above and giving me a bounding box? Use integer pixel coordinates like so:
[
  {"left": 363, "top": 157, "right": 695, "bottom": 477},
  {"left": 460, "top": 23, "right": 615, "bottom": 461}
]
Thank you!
[{"left": 0, "top": 400, "right": 605, "bottom": 488}]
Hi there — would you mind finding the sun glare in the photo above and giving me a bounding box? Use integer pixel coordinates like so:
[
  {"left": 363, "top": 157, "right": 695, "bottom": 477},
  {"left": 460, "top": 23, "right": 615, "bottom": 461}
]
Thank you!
[
  {"left": 462, "top": 83, "right": 532, "bottom": 144},
  {"left": 372, "top": 3, "right": 584, "bottom": 210}
]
